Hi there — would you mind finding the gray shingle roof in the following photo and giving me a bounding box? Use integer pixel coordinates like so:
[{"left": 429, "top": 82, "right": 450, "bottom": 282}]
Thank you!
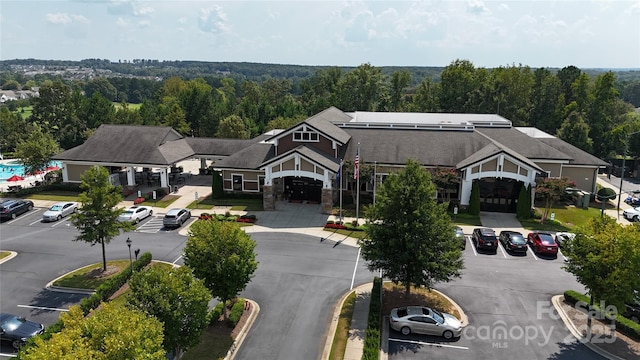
[
  {"left": 185, "top": 136, "right": 268, "bottom": 156},
  {"left": 340, "top": 128, "right": 490, "bottom": 167},
  {"left": 212, "top": 142, "right": 274, "bottom": 169},
  {"left": 537, "top": 138, "right": 608, "bottom": 166},
  {"left": 475, "top": 127, "right": 572, "bottom": 161},
  {"left": 53, "top": 124, "right": 195, "bottom": 165}
]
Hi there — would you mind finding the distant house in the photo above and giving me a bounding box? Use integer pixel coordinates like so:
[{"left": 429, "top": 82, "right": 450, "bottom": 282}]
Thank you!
[
  {"left": 0, "top": 89, "right": 38, "bottom": 103},
  {"left": 53, "top": 107, "right": 607, "bottom": 214}
]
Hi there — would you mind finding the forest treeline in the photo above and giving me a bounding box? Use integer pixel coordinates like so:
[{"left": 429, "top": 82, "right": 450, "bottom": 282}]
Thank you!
[{"left": 1, "top": 59, "right": 640, "bottom": 162}]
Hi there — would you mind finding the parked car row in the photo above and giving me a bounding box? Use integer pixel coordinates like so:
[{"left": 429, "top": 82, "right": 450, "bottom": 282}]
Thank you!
[
  {"left": 470, "top": 227, "right": 570, "bottom": 258},
  {"left": 1, "top": 200, "right": 193, "bottom": 230}
]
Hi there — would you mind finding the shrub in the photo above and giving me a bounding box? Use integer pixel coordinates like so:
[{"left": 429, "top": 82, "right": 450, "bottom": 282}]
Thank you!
[
  {"left": 133, "top": 197, "right": 145, "bottom": 205},
  {"left": 563, "top": 290, "right": 640, "bottom": 340},
  {"left": 225, "top": 211, "right": 232, "bottom": 217},
  {"left": 362, "top": 277, "right": 382, "bottom": 360},
  {"left": 227, "top": 298, "right": 246, "bottom": 328},
  {"left": 209, "top": 302, "right": 225, "bottom": 325},
  {"left": 468, "top": 181, "right": 480, "bottom": 215}
]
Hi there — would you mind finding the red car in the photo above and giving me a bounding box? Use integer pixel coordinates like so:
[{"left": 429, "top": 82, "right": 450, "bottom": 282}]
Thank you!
[{"left": 527, "top": 231, "right": 558, "bottom": 256}]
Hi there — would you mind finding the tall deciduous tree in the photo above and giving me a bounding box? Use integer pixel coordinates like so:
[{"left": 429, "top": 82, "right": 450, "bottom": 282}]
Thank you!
[
  {"left": 14, "top": 123, "right": 60, "bottom": 178},
  {"left": 30, "top": 80, "right": 73, "bottom": 143},
  {"left": 389, "top": 70, "right": 411, "bottom": 111},
  {"left": 216, "top": 114, "right": 251, "bottom": 139},
  {"left": 70, "top": 166, "right": 132, "bottom": 272},
  {"left": 183, "top": 220, "right": 258, "bottom": 320},
  {"left": 534, "top": 177, "right": 576, "bottom": 222},
  {"left": 360, "top": 159, "right": 463, "bottom": 296},
  {"left": 529, "top": 68, "right": 562, "bottom": 133},
  {"left": 563, "top": 216, "right": 640, "bottom": 339},
  {"left": 126, "top": 265, "right": 211, "bottom": 358},
  {"left": 20, "top": 303, "right": 166, "bottom": 360},
  {"left": 335, "top": 63, "right": 385, "bottom": 112},
  {"left": 556, "top": 110, "right": 593, "bottom": 153}
]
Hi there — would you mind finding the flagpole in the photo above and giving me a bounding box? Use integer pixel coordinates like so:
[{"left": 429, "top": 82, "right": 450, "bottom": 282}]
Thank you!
[
  {"left": 356, "top": 143, "right": 360, "bottom": 225},
  {"left": 339, "top": 159, "right": 343, "bottom": 223},
  {"left": 373, "top": 161, "right": 377, "bottom": 205}
]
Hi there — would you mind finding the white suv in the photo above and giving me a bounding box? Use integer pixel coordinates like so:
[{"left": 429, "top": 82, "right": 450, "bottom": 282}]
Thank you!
[
  {"left": 623, "top": 207, "right": 640, "bottom": 222},
  {"left": 163, "top": 208, "right": 191, "bottom": 228}
]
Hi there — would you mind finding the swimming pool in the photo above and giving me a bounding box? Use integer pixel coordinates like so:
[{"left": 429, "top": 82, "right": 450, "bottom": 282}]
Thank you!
[{"left": 0, "top": 161, "right": 62, "bottom": 182}]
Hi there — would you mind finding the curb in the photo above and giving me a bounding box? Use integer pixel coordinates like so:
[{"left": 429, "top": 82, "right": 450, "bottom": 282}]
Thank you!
[
  {"left": 551, "top": 295, "right": 626, "bottom": 360},
  {"left": 225, "top": 299, "right": 260, "bottom": 360},
  {"left": 432, "top": 288, "right": 469, "bottom": 327},
  {"left": 0, "top": 251, "right": 18, "bottom": 264},
  {"left": 320, "top": 285, "right": 368, "bottom": 360}
]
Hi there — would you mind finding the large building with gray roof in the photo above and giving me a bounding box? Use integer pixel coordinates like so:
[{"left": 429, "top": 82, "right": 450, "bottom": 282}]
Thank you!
[{"left": 54, "top": 107, "right": 607, "bottom": 214}]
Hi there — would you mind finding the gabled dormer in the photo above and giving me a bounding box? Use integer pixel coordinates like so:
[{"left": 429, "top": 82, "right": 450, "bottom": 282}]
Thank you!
[{"left": 266, "top": 107, "right": 352, "bottom": 159}]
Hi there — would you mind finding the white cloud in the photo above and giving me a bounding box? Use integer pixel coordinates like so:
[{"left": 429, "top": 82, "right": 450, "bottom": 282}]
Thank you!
[
  {"left": 46, "top": 13, "right": 89, "bottom": 25},
  {"left": 198, "top": 5, "right": 231, "bottom": 34},
  {"left": 467, "top": 0, "right": 489, "bottom": 14},
  {"left": 116, "top": 17, "right": 128, "bottom": 27}
]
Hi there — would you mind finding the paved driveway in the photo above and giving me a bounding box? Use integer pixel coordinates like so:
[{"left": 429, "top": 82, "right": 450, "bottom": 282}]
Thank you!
[{"left": 387, "top": 235, "right": 606, "bottom": 360}]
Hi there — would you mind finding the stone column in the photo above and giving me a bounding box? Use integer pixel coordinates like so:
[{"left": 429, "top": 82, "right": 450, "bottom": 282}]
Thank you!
[
  {"left": 263, "top": 184, "right": 275, "bottom": 211},
  {"left": 321, "top": 188, "right": 333, "bottom": 214}
]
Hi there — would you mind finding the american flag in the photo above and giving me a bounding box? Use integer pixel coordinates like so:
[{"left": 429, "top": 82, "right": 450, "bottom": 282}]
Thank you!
[{"left": 353, "top": 149, "right": 359, "bottom": 180}]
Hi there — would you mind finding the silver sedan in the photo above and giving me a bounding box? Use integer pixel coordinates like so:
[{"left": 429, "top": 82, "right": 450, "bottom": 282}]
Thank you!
[
  {"left": 389, "top": 306, "right": 462, "bottom": 339},
  {"left": 42, "top": 201, "right": 78, "bottom": 222}
]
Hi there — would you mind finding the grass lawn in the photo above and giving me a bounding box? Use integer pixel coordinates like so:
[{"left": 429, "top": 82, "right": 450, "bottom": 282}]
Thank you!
[
  {"left": 113, "top": 102, "right": 142, "bottom": 110},
  {"left": 329, "top": 291, "right": 356, "bottom": 360},
  {"left": 53, "top": 260, "right": 131, "bottom": 289},
  {"left": 0, "top": 251, "right": 10, "bottom": 260},
  {"left": 382, "top": 282, "right": 461, "bottom": 321},
  {"left": 150, "top": 195, "right": 180, "bottom": 208},
  {"left": 14, "top": 106, "right": 32, "bottom": 120},
  {"left": 520, "top": 202, "right": 605, "bottom": 231},
  {"left": 181, "top": 323, "right": 234, "bottom": 360},
  {"left": 186, "top": 196, "right": 263, "bottom": 211},
  {"left": 27, "top": 191, "right": 81, "bottom": 202}
]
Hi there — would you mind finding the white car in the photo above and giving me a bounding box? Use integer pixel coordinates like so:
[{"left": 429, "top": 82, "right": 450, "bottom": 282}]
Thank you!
[
  {"left": 554, "top": 232, "right": 576, "bottom": 248},
  {"left": 118, "top": 206, "right": 153, "bottom": 223},
  {"left": 623, "top": 207, "right": 640, "bottom": 222},
  {"left": 42, "top": 201, "right": 78, "bottom": 222},
  {"left": 389, "top": 306, "right": 462, "bottom": 339}
]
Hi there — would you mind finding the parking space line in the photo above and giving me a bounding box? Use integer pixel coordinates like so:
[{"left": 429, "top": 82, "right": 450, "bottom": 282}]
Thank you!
[
  {"left": 29, "top": 218, "right": 43, "bottom": 226},
  {"left": 498, "top": 242, "right": 507, "bottom": 258},
  {"left": 388, "top": 338, "right": 469, "bottom": 350},
  {"left": 529, "top": 245, "right": 539, "bottom": 260},
  {"left": 469, "top": 237, "right": 477, "bottom": 256},
  {"left": 52, "top": 218, "right": 71, "bottom": 227},
  {"left": 558, "top": 248, "right": 568, "bottom": 262},
  {"left": 17, "top": 304, "right": 69, "bottom": 312}
]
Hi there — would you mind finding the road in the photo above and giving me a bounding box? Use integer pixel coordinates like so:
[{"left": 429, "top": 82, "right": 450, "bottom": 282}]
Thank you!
[
  {"left": 387, "top": 236, "right": 607, "bottom": 360},
  {"left": 0, "top": 207, "right": 376, "bottom": 359}
]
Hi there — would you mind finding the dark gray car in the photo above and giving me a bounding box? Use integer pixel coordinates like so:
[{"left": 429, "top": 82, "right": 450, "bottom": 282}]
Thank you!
[{"left": 0, "top": 313, "right": 45, "bottom": 349}]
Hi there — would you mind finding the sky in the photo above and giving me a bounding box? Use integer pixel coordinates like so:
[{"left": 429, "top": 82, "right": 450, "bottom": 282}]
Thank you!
[{"left": 1, "top": 0, "right": 639, "bottom": 69}]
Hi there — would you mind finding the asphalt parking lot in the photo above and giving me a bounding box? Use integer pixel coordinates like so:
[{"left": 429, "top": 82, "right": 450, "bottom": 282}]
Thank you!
[{"left": 387, "top": 234, "right": 606, "bottom": 360}]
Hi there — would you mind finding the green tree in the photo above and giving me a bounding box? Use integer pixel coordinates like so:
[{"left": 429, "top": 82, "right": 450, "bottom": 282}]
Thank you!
[
  {"left": 84, "top": 77, "right": 117, "bottom": 101},
  {"left": 534, "top": 177, "right": 576, "bottom": 222},
  {"left": 489, "top": 64, "right": 534, "bottom": 125},
  {"left": 212, "top": 171, "right": 224, "bottom": 198},
  {"left": 516, "top": 185, "right": 530, "bottom": 219},
  {"left": 20, "top": 303, "right": 166, "bottom": 360},
  {"left": 529, "top": 68, "right": 563, "bottom": 132},
  {"left": 30, "top": 80, "right": 73, "bottom": 143},
  {"left": 468, "top": 181, "right": 480, "bottom": 215},
  {"left": 162, "top": 100, "right": 191, "bottom": 135},
  {"left": 563, "top": 217, "right": 640, "bottom": 339},
  {"left": 0, "top": 106, "right": 29, "bottom": 153},
  {"left": 335, "top": 63, "right": 385, "bottom": 112},
  {"left": 14, "top": 124, "right": 60, "bottom": 177},
  {"left": 439, "top": 59, "right": 484, "bottom": 113},
  {"left": 70, "top": 166, "right": 132, "bottom": 272},
  {"left": 389, "top": 70, "right": 411, "bottom": 111},
  {"left": 183, "top": 220, "right": 258, "bottom": 320},
  {"left": 556, "top": 110, "right": 593, "bottom": 152},
  {"left": 216, "top": 114, "right": 251, "bottom": 139},
  {"left": 126, "top": 266, "right": 211, "bottom": 358},
  {"left": 360, "top": 159, "right": 463, "bottom": 296},
  {"left": 410, "top": 78, "right": 440, "bottom": 112},
  {"left": 265, "top": 115, "right": 306, "bottom": 131},
  {"left": 2, "top": 79, "right": 20, "bottom": 90},
  {"left": 430, "top": 167, "right": 460, "bottom": 203}
]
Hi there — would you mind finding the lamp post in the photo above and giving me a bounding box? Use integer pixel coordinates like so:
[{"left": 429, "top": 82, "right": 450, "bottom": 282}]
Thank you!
[
  {"left": 617, "top": 131, "right": 640, "bottom": 219},
  {"left": 126, "top": 237, "right": 132, "bottom": 272}
]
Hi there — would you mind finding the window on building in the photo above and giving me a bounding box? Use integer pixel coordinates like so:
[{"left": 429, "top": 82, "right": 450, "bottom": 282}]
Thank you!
[
  {"left": 293, "top": 130, "right": 319, "bottom": 142},
  {"left": 233, "top": 175, "right": 243, "bottom": 191}
]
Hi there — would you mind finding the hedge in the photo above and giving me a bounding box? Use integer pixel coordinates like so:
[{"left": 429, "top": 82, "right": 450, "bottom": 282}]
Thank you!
[
  {"left": 18, "top": 252, "right": 153, "bottom": 358},
  {"left": 563, "top": 290, "right": 640, "bottom": 341},
  {"left": 207, "top": 298, "right": 246, "bottom": 328},
  {"left": 362, "top": 277, "right": 382, "bottom": 360}
]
